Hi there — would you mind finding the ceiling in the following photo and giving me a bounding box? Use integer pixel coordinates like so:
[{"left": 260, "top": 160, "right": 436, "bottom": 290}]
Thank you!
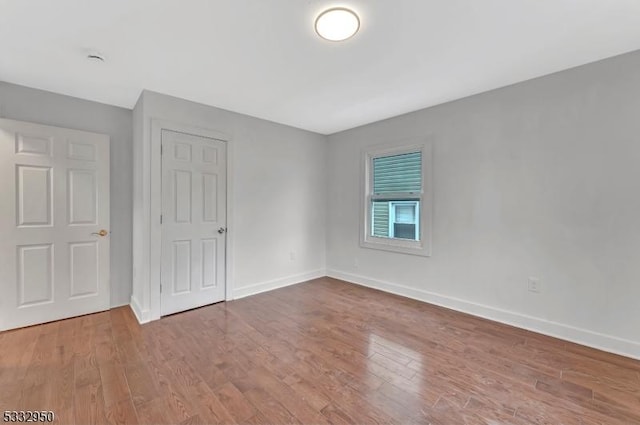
[{"left": 1, "top": 1, "right": 640, "bottom": 135}]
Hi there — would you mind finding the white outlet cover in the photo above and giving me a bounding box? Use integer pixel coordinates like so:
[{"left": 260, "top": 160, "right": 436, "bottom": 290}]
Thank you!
[{"left": 528, "top": 277, "right": 541, "bottom": 293}]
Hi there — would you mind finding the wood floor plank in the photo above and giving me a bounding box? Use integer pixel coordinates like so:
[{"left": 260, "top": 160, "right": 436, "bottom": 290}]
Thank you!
[
  {"left": 74, "top": 378, "right": 107, "bottom": 425},
  {"left": 122, "top": 362, "right": 160, "bottom": 407},
  {"left": 49, "top": 361, "right": 74, "bottom": 411},
  {"left": 99, "top": 362, "right": 132, "bottom": 407},
  {"left": 243, "top": 387, "right": 301, "bottom": 424},
  {"left": 281, "top": 373, "right": 331, "bottom": 412},
  {"left": 1, "top": 278, "right": 639, "bottom": 424},
  {"left": 211, "top": 382, "right": 255, "bottom": 422},
  {"left": 104, "top": 399, "right": 139, "bottom": 425},
  {"left": 135, "top": 397, "right": 177, "bottom": 425},
  {"left": 184, "top": 382, "right": 236, "bottom": 425},
  {"left": 246, "top": 367, "right": 330, "bottom": 424}
]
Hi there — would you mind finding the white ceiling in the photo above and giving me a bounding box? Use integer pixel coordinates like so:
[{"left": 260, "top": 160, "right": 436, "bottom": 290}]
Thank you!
[{"left": 2, "top": 1, "right": 640, "bottom": 135}]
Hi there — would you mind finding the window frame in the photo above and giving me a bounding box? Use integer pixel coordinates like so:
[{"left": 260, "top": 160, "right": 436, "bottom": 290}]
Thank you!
[{"left": 360, "top": 140, "right": 433, "bottom": 256}]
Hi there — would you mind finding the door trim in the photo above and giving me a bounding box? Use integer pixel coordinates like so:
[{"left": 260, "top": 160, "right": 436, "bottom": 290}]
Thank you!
[{"left": 149, "top": 119, "right": 233, "bottom": 322}]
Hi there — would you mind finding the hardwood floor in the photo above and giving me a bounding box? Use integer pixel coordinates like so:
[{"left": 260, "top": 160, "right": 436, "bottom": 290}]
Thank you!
[{"left": 1, "top": 277, "right": 639, "bottom": 424}]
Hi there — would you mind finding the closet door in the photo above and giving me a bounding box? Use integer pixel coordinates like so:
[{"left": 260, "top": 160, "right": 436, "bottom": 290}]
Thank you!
[{"left": 160, "top": 129, "right": 227, "bottom": 316}]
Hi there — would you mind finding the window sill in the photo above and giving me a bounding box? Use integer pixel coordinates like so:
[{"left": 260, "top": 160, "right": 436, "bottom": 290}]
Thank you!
[{"left": 360, "top": 238, "right": 432, "bottom": 257}]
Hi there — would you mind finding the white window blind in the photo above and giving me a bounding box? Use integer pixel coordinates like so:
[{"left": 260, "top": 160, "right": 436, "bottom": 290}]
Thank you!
[
  {"left": 395, "top": 204, "right": 416, "bottom": 223},
  {"left": 373, "top": 152, "right": 422, "bottom": 195}
]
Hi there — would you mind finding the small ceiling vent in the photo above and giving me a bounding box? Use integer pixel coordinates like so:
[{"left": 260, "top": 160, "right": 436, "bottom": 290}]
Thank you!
[{"left": 87, "top": 52, "right": 106, "bottom": 62}]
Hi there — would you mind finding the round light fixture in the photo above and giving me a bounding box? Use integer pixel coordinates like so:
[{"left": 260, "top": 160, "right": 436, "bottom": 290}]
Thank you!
[{"left": 315, "top": 7, "right": 360, "bottom": 42}]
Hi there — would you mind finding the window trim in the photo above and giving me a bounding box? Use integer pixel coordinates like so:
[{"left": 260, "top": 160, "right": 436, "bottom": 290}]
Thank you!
[{"left": 360, "top": 140, "right": 433, "bottom": 257}]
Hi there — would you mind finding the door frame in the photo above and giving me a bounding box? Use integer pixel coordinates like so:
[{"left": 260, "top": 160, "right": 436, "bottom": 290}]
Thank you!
[{"left": 149, "top": 119, "right": 234, "bottom": 321}]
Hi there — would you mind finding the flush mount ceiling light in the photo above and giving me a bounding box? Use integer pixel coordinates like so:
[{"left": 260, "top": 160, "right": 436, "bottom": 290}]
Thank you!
[{"left": 315, "top": 7, "right": 360, "bottom": 41}]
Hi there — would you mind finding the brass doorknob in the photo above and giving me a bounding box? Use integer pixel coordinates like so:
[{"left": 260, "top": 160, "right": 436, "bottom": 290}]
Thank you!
[{"left": 92, "top": 229, "right": 109, "bottom": 237}]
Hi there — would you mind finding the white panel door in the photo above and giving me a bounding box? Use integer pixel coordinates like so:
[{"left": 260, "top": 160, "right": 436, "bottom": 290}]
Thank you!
[
  {"left": 0, "top": 118, "right": 110, "bottom": 331},
  {"left": 161, "top": 130, "right": 226, "bottom": 316}
]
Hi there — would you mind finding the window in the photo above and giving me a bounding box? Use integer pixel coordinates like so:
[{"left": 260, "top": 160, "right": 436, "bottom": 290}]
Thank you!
[{"left": 361, "top": 142, "right": 432, "bottom": 256}]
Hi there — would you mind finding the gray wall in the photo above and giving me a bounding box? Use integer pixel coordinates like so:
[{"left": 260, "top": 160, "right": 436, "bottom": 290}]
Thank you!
[
  {"left": 0, "top": 82, "right": 134, "bottom": 307},
  {"left": 131, "top": 90, "right": 327, "bottom": 321},
  {"left": 327, "top": 50, "right": 640, "bottom": 358}
]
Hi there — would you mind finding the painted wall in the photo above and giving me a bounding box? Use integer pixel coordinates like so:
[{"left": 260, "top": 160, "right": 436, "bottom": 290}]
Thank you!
[
  {"left": 132, "top": 94, "right": 146, "bottom": 310},
  {"left": 326, "top": 50, "right": 640, "bottom": 358},
  {"left": 0, "top": 81, "right": 134, "bottom": 307},
  {"left": 131, "top": 90, "right": 326, "bottom": 321}
]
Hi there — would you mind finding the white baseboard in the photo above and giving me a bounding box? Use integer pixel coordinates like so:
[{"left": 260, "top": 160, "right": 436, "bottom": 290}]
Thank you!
[
  {"left": 233, "top": 269, "right": 326, "bottom": 300},
  {"left": 327, "top": 269, "right": 640, "bottom": 361},
  {"left": 130, "top": 295, "right": 151, "bottom": 324}
]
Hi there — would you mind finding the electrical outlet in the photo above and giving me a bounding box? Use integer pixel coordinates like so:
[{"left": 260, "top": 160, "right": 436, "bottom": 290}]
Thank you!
[
  {"left": 528, "top": 277, "right": 541, "bottom": 293},
  {"left": 354, "top": 258, "right": 359, "bottom": 269},
  {"left": 289, "top": 251, "right": 296, "bottom": 261}
]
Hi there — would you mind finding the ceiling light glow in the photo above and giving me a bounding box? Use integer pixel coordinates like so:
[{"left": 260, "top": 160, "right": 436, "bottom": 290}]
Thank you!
[{"left": 315, "top": 7, "right": 360, "bottom": 42}]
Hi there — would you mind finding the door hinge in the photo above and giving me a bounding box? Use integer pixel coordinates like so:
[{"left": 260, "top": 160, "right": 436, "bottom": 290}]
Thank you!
[
  {"left": 160, "top": 284, "right": 162, "bottom": 293},
  {"left": 160, "top": 144, "right": 163, "bottom": 155},
  {"left": 160, "top": 214, "right": 163, "bottom": 224}
]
